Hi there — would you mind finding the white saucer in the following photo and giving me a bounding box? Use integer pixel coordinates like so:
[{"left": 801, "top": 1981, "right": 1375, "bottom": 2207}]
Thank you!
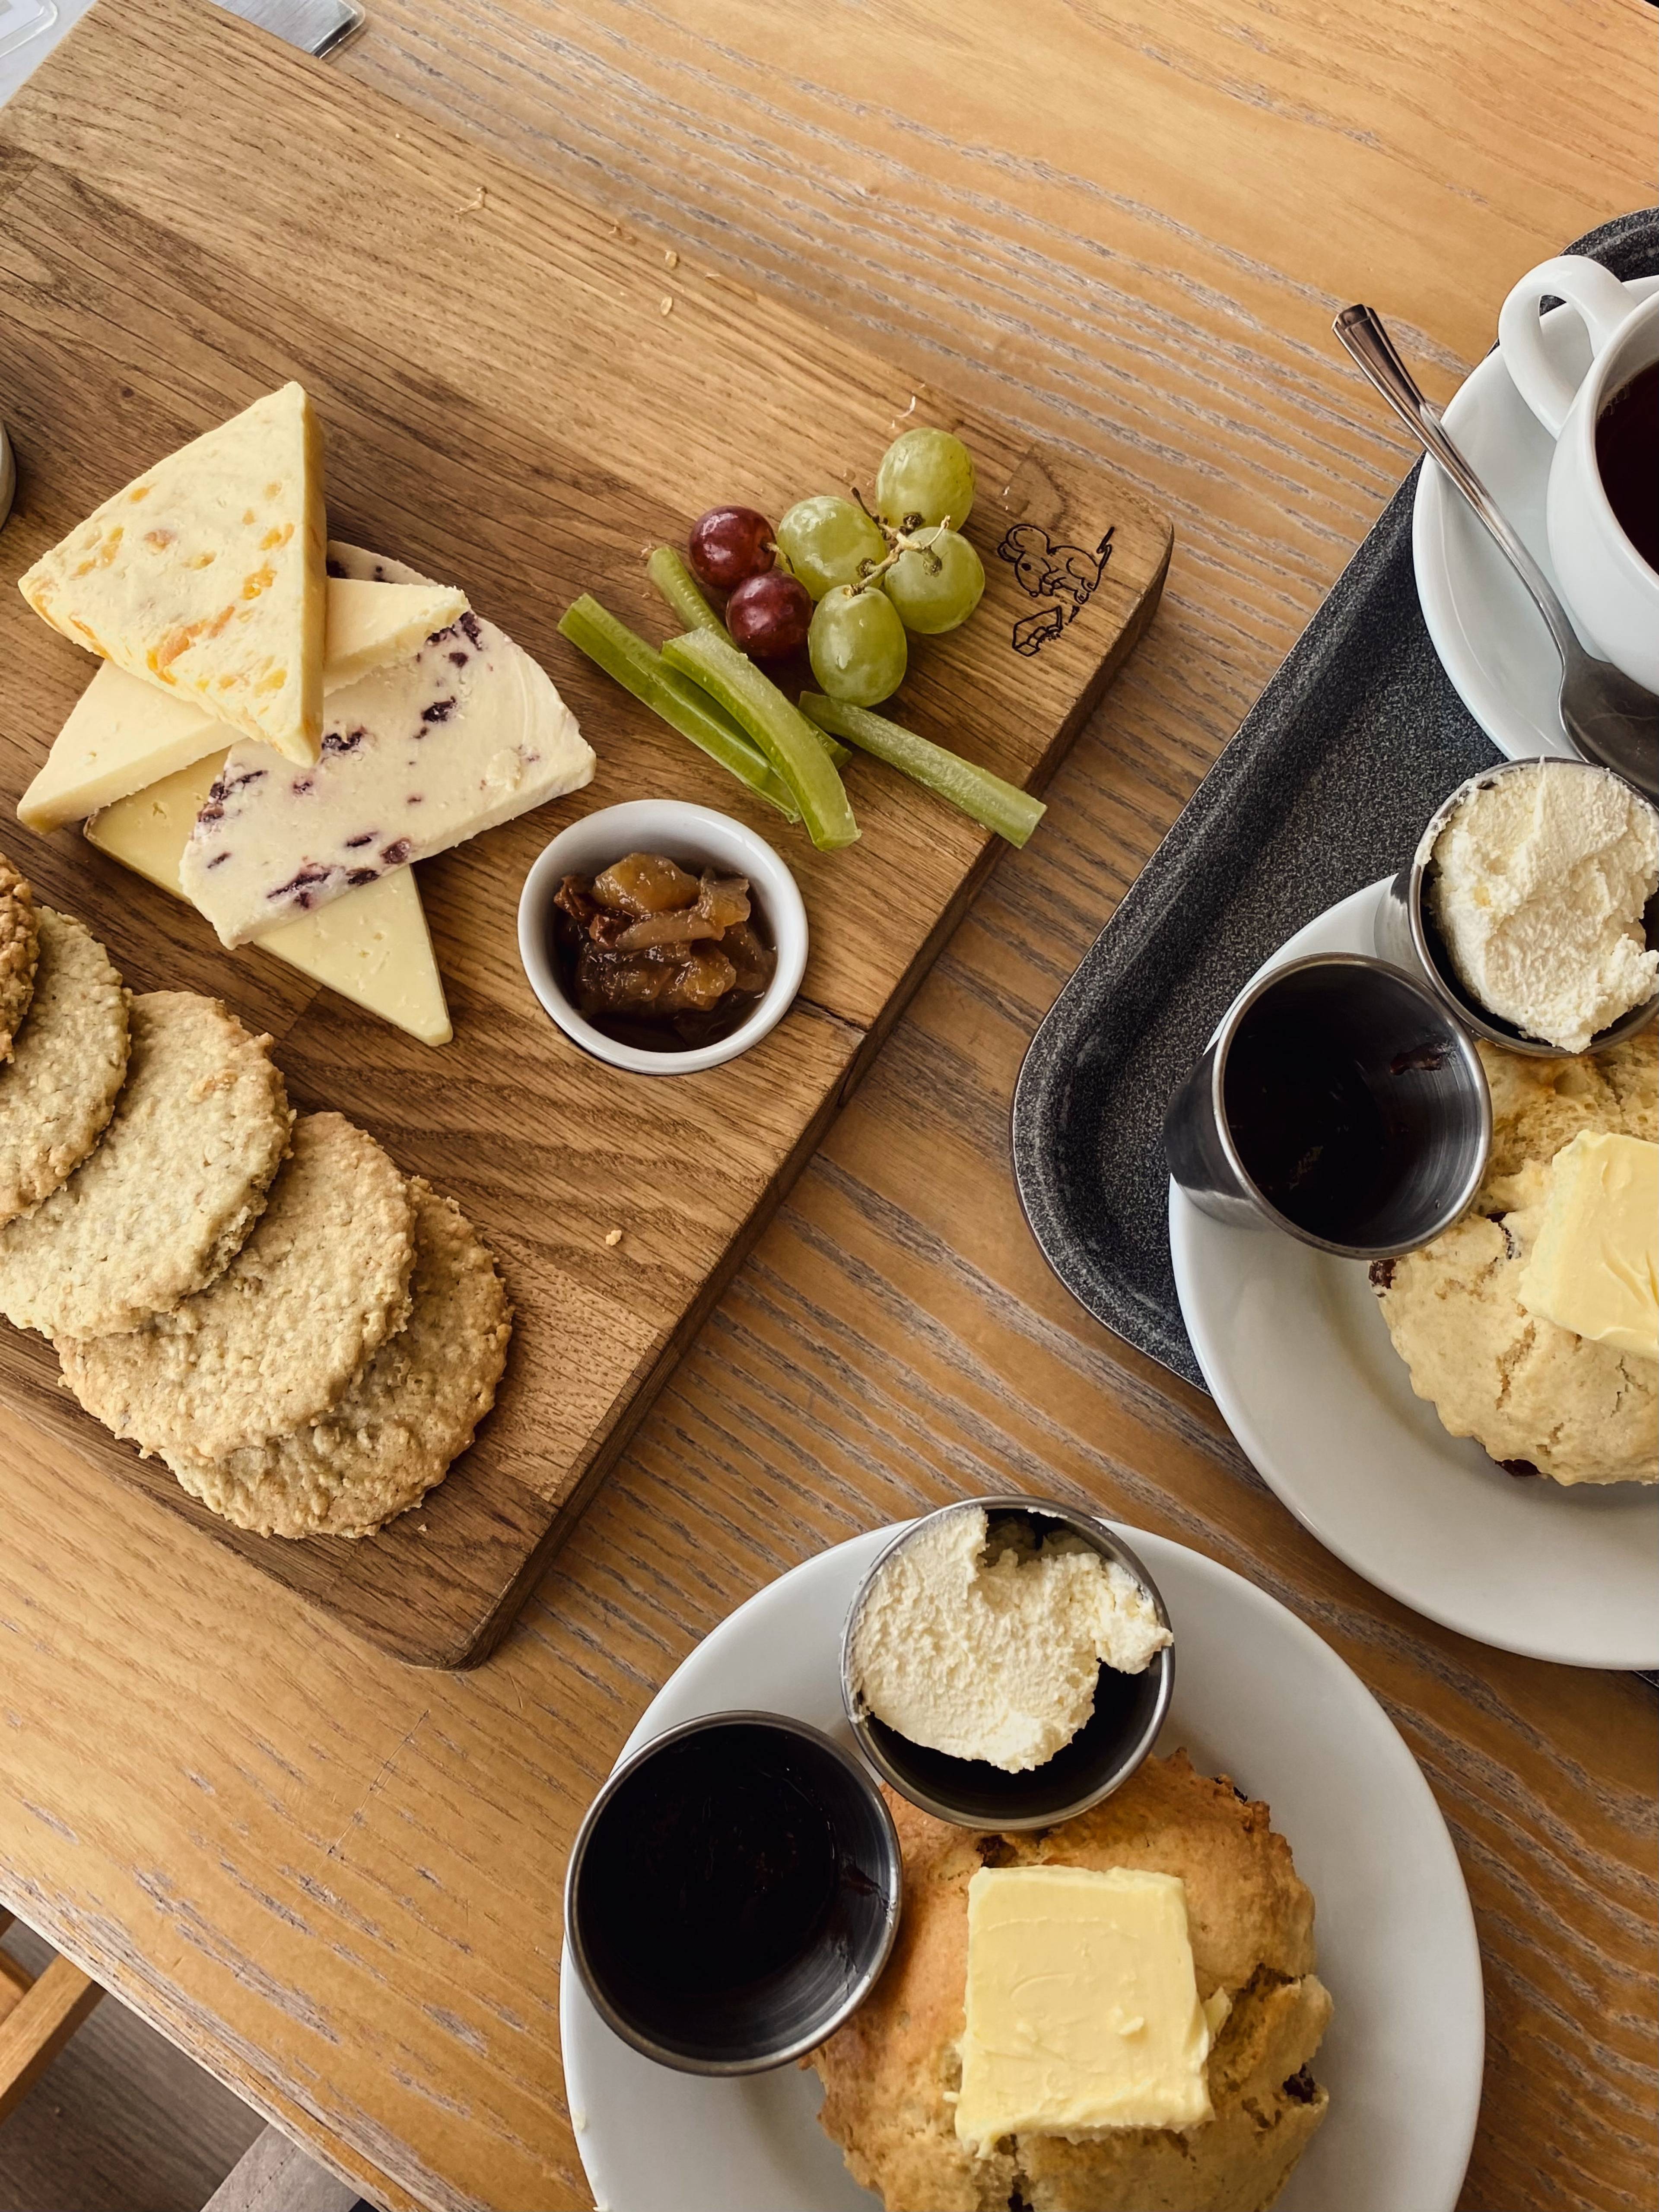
[
  {"left": 1170, "top": 883, "right": 1659, "bottom": 1669},
  {"left": 561, "top": 1520, "right": 1482, "bottom": 2212},
  {"left": 1412, "top": 274, "right": 1659, "bottom": 760}
]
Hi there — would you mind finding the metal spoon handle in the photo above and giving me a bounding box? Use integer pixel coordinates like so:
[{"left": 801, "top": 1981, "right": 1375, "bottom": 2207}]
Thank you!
[{"left": 1334, "top": 302, "right": 1580, "bottom": 668}]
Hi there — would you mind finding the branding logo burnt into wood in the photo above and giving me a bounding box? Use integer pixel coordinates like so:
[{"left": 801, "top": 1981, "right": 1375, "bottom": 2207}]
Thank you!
[{"left": 998, "top": 524, "right": 1115, "bottom": 655}]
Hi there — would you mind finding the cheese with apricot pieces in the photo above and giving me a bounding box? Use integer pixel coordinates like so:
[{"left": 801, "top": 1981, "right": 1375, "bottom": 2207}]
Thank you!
[
  {"left": 19, "top": 569, "right": 469, "bottom": 832},
  {"left": 19, "top": 382, "right": 327, "bottom": 765}
]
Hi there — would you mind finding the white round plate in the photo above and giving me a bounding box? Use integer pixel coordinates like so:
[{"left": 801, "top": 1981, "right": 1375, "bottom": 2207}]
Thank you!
[
  {"left": 1170, "top": 883, "right": 1659, "bottom": 1669},
  {"left": 562, "top": 1521, "right": 1482, "bottom": 2212},
  {"left": 1412, "top": 274, "right": 1659, "bottom": 761}
]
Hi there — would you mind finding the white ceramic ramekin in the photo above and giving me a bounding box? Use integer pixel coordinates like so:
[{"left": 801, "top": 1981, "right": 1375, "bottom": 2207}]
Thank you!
[{"left": 517, "top": 799, "right": 808, "bottom": 1076}]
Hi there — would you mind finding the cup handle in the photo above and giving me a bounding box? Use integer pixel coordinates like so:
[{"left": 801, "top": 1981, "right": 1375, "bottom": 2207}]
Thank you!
[{"left": 1497, "top": 255, "right": 1632, "bottom": 436}]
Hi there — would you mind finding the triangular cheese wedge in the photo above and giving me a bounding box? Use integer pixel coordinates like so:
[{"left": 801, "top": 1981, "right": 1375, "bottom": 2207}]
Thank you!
[
  {"left": 19, "top": 383, "right": 327, "bottom": 765},
  {"left": 255, "top": 864, "right": 451, "bottom": 1047},
  {"left": 18, "top": 570, "right": 470, "bottom": 832},
  {"left": 321, "top": 549, "right": 467, "bottom": 692},
  {"left": 19, "top": 669, "right": 218, "bottom": 833},
  {"left": 84, "top": 752, "right": 451, "bottom": 1046},
  {"left": 181, "top": 543, "right": 592, "bottom": 948}
]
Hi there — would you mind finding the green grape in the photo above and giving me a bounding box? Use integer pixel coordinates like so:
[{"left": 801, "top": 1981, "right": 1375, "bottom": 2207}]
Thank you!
[
  {"left": 775, "top": 495, "right": 887, "bottom": 601},
  {"left": 881, "top": 527, "right": 985, "bottom": 635},
  {"left": 874, "top": 428, "right": 976, "bottom": 530},
  {"left": 808, "top": 584, "right": 908, "bottom": 706}
]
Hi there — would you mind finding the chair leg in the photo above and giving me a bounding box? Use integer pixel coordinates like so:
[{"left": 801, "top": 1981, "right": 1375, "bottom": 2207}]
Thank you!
[
  {"left": 0, "top": 1949, "right": 105, "bottom": 2124},
  {"left": 0, "top": 1912, "right": 33, "bottom": 2020}
]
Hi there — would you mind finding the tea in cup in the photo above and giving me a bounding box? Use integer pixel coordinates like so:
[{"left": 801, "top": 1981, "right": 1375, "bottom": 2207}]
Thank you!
[{"left": 1497, "top": 255, "right": 1659, "bottom": 694}]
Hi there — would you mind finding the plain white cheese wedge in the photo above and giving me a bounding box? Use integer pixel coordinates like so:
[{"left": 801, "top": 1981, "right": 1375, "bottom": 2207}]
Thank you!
[
  {"left": 320, "top": 548, "right": 467, "bottom": 692},
  {"left": 18, "top": 571, "right": 470, "bottom": 832},
  {"left": 19, "top": 383, "right": 327, "bottom": 765},
  {"left": 19, "top": 668, "right": 217, "bottom": 834},
  {"left": 86, "top": 751, "right": 452, "bottom": 1047},
  {"left": 255, "top": 869, "right": 452, "bottom": 1048},
  {"left": 179, "top": 544, "right": 594, "bottom": 947}
]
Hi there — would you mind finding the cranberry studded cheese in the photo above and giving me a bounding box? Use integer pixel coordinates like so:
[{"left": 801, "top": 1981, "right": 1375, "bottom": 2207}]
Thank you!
[{"left": 180, "top": 545, "right": 594, "bottom": 946}]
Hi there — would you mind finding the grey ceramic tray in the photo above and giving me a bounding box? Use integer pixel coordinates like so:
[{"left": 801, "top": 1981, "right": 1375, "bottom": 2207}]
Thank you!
[{"left": 1012, "top": 206, "right": 1658, "bottom": 1391}]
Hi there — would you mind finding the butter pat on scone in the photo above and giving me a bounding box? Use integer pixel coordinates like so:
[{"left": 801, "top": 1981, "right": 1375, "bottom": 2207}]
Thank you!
[
  {"left": 1373, "top": 1032, "right": 1658, "bottom": 1485},
  {"left": 956, "top": 1865, "right": 1229, "bottom": 2149},
  {"left": 1519, "top": 1131, "right": 1658, "bottom": 1362},
  {"left": 19, "top": 384, "right": 327, "bottom": 766}
]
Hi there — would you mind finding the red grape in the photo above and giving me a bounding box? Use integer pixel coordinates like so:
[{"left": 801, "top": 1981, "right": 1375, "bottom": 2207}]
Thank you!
[
  {"left": 688, "top": 505, "right": 775, "bottom": 591},
  {"left": 726, "top": 570, "right": 813, "bottom": 659}
]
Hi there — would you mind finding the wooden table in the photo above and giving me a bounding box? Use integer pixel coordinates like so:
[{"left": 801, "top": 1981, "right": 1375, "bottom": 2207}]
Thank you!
[{"left": 0, "top": 3, "right": 1653, "bottom": 2208}]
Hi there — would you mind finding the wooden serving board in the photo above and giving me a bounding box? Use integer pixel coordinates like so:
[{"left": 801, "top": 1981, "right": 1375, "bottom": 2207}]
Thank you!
[{"left": 0, "top": 0, "right": 1169, "bottom": 1667}]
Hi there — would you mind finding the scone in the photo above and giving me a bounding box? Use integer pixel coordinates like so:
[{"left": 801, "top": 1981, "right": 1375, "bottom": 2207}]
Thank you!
[
  {"left": 810, "top": 1752, "right": 1331, "bottom": 2212},
  {"left": 1478, "top": 1034, "right": 1655, "bottom": 1195},
  {"left": 1373, "top": 1031, "right": 1658, "bottom": 1485},
  {"left": 1376, "top": 1200, "right": 1654, "bottom": 1485}
]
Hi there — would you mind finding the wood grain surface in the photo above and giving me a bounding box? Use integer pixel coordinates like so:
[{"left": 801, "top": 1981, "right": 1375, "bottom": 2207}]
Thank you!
[
  {"left": 0, "top": 1914, "right": 263, "bottom": 2212},
  {"left": 0, "top": 0, "right": 1168, "bottom": 1666},
  {"left": 0, "top": 0, "right": 1655, "bottom": 2209}
]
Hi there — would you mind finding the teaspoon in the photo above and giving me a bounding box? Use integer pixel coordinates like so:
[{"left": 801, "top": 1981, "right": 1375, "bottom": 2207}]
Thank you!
[{"left": 1335, "top": 301, "right": 1658, "bottom": 803}]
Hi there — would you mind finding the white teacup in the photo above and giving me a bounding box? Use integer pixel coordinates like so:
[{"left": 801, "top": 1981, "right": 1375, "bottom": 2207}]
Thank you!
[{"left": 1497, "top": 255, "right": 1659, "bottom": 693}]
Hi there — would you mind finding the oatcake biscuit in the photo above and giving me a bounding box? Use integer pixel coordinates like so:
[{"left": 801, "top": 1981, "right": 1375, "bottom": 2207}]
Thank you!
[
  {"left": 61, "top": 1111, "right": 413, "bottom": 1462},
  {"left": 0, "top": 849, "right": 38, "bottom": 1062},
  {"left": 0, "top": 991, "right": 289, "bottom": 1338},
  {"left": 0, "top": 908, "right": 129, "bottom": 1226},
  {"left": 811, "top": 1752, "right": 1331, "bottom": 2212},
  {"left": 163, "top": 1177, "right": 511, "bottom": 1538},
  {"left": 1374, "top": 1031, "right": 1659, "bottom": 1485}
]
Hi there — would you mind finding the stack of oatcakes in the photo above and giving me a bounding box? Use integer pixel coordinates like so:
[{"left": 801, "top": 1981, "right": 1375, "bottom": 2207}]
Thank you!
[{"left": 0, "top": 844, "right": 511, "bottom": 1540}]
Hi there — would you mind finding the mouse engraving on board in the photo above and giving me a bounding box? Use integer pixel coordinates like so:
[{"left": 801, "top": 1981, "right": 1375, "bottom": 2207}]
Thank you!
[{"left": 999, "top": 523, "right": 1115, "bottom": 655}]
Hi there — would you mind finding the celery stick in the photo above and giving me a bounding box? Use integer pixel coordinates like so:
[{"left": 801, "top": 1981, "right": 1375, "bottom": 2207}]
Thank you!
[
  {"left": 647, "top": 547, "right": 726, "bottom": 635},
  {"left": 643, "top": 550, "right": 850, "bottom": 769},
  {"left": 663, "top": 631, "right": 860, "bottom": 852},
  {"left": 559, "top": 597, "right": 799, "bottom": 820},
  {"left": 800, "top": 693, "right": 1045, "bottom": 847}
]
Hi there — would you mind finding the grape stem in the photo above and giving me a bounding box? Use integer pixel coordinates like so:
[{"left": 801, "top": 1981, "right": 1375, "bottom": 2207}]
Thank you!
[
  {"left": 846, "top": 482, "right": 955, "bottom": 586},
  {"left": 848, "top": 518, "right": 953, "bottom": 595}
]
